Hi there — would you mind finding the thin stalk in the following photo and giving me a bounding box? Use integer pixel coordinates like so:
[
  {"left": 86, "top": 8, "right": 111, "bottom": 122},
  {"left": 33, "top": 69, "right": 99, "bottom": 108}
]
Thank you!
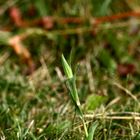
[
  {"left": 81, "top": 117, "right": 88, "bottom": 138},
  {"left": 67, "top": 78, "right": 88, "bottom": 137}
]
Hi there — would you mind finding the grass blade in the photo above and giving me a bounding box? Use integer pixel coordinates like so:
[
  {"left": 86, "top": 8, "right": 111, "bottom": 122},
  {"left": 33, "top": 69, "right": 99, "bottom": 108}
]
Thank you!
[
  {"left": 61, "top": 54, "right": 88, "bottom": 137},
  {"left": 86, "top": 121, "right": 98, "bottom": 140}
]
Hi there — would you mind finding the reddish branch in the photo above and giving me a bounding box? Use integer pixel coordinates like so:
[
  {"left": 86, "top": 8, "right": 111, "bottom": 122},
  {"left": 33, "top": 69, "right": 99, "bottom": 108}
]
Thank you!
[
  {"left": 9, "top": 7, "right": 140, "bottom": 29},
  {"left": 7, "top": 8, "right": 140, "bottom": 73},
  {"left": 91, "top": 11, "right": 140, "bottom": 24}
]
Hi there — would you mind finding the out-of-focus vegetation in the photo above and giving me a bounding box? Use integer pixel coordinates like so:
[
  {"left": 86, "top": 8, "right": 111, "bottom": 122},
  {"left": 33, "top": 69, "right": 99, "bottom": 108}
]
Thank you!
[{"left": 1, "top": 0, "right": 140, "bottom": 139}]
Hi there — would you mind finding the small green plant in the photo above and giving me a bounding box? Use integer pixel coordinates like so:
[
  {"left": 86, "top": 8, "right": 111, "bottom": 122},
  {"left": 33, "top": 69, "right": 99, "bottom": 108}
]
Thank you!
[{"left": 61, "top": 54, "right": 98, "bottom": 139}]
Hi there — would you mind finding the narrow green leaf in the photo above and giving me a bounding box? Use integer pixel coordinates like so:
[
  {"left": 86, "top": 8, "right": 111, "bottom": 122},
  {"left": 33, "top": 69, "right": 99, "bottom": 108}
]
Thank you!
[
  {"left": 61, "top": 54, "right": 73, "bottom": 79},
  {"left": 85, "top": 94, "right": 107, "bottom": 111},
  {"left": 61, "top": 54, "right": 88, "bottom": 137},
  {"left": 68, "top": 78, "right": 81, "bottom": 106},
  {"left": 86, "top": 121, "right": 98, "bottom": 140}
]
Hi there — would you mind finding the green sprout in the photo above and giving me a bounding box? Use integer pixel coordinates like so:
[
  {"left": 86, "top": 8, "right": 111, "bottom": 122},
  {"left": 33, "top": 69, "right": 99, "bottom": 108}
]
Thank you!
[
  {"left": 61, "top": 54, "right": 73, "bottom": 79},
  {"left": 61, "top": 54, "right": 88, "bottom": 138},
  {"left": 61, "top": 54, "right": 99, "bottom": 139}
]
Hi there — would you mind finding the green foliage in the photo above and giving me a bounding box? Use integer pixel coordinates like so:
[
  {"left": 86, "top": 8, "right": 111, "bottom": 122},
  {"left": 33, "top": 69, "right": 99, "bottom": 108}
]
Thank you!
[
  {"left": 85, "top": 95, "right": 107, "bottom": 111},
  {"left": 34, "top": 0, "right": 49, "bottom": 16},
  {"left": 61, "top": 54, "right": 88, "bottom": 138},
  {"left": 62, "top": 54, "right": 73, "bottom": 79},
  {"left": 45, "top": 120, "right": 71, "bottom": 139},
  {"left": 0, "top": 31, "right": 11, "bottom": 45},
  {"left": 134, "top": 133, "right": 140, "bottom": 140},
  {"left": 91, "top": 0, "right": 112, "bottom": 16},
  {"left": 98, "top": 49, "right": 117, "bottom": 73},
  {"left": 0, "top": 0, "right": 140, "bottom": 139},
  {"left": 86, "top": 121, "right": 99, "bottom": 140}
]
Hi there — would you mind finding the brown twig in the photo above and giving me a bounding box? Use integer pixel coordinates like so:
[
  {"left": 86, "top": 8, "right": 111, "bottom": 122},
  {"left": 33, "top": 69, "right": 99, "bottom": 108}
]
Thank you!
[
  {"left": 5, "top": 10, "right": 140, "bottom": 73},
  {"left": 8, "top": 10, "right": 140, "bottom": 29}
]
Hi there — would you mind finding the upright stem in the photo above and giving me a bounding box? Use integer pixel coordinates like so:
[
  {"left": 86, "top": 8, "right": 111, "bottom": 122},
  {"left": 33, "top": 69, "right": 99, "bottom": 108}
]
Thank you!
[
  {"left": 82, "top": 118, "right": 88, "bottom": 138},
  {"left": 70, "top": 78, "right": 88, "bottom": 138}
]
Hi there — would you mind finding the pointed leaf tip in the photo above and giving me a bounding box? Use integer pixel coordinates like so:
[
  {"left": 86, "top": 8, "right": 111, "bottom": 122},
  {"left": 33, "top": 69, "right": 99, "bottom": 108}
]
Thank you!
[{"left": 61, "top": 54, "right": 73, "bottom": 79}]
